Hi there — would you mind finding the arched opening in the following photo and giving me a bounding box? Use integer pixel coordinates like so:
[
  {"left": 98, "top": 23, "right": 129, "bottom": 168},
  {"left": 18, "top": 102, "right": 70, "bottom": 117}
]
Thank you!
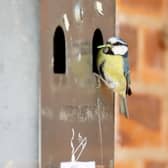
[
  {"left": 53, "top": 26, "right": 66, "bottom": 74},
  {"left": 92, "top": 29, "right": 104, "bottom": 73}
]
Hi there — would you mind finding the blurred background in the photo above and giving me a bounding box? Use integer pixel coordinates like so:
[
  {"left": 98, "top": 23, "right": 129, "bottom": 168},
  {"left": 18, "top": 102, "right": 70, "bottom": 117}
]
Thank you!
[
  {"left": 115, "top": 0, "right": 168, "bottom": 167},
  {"left": 1, "top": 0, "right": 168, "bottom": 167}
]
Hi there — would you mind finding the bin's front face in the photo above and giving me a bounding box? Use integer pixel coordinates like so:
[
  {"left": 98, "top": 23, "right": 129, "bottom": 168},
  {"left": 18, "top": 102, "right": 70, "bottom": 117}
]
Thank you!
[{"left": 40, "top": 0, "right": 115, "bottom": 168}]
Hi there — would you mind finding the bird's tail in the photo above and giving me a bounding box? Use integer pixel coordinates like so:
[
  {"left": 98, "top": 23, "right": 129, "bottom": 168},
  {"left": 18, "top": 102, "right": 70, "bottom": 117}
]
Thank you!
[{"left": 119, "top": 95, "right": 129, "bottom": 118}]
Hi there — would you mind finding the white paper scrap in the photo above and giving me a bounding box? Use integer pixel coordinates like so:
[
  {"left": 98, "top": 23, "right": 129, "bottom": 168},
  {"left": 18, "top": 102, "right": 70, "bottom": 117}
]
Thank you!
[
  {"left": 95, "top": 1, "right": 104, "bottom": 16},
  {"left": 61, "top": 161, "right": 95, "bottom": 168}
]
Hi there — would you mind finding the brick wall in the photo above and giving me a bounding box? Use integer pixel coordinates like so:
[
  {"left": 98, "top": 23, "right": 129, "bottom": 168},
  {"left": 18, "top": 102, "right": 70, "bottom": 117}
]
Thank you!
[{"left": 115, "top": 0, "right": 168, "bottom": 167}]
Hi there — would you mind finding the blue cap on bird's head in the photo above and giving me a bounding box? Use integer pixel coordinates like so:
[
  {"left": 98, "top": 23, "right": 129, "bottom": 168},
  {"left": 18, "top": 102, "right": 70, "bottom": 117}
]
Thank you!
[{"left": 107, "top": 36, "right": 128, "bottom": 46}]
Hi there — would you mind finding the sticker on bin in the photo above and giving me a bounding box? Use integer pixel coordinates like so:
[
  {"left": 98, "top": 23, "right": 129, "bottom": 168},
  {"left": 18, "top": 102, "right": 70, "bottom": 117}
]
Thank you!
[{"left": 60, "top": 161, "right": 95, "bottom": 168}]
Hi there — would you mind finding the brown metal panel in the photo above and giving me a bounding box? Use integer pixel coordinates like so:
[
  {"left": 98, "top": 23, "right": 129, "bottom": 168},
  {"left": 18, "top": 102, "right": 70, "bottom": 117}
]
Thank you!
[{"left": 40, "top": 0, "right": 115, "bottom": 168}]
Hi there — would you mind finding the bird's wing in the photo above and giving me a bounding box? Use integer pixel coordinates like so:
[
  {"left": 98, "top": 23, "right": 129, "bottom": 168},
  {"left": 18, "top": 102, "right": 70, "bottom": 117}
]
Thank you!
[
  {"left": 98, "top": 60, "right": 106, "bottom": 79},
  {"left": 123, "top": 57, "right": 132, "bottom": 96}
]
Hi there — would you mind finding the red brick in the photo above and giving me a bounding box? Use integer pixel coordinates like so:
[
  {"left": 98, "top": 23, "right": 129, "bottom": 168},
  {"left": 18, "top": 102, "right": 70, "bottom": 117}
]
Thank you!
[
  {"left": 142, "top": 68, "right": 165, "bottom": 84},
  {"left": 143, "top": 29, "right": 165, "bottom": 69},
  {"left": 117, "top": 116, "right": 161, "bottom": 147},
  {"left": 115, "top": 160, "right": 138, "bottom": 168},
  {"left": 119, "top": 24, "right": 138, "bottom": 70},
  {"left": 127, "top": 94, "right": 162, "bottom": 131},
  {"left": 117, "top": 93, "right": 162, "bottom": 147},
  {"left": 117, "top": 0, "right": 164, "bottom": 16},
  {"left": 145, "top": 160, "right": 168, "bottom": 168}
]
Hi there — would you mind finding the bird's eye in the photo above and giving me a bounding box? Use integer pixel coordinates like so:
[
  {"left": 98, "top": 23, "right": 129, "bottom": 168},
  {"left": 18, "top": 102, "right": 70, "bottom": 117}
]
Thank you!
[{"left": 103, "top": 47, "right": 114, "bottom": 55}]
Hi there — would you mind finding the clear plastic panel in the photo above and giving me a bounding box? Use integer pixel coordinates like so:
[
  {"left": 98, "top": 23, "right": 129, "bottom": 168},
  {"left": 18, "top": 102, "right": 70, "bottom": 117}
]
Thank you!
[{"left": 41, "top": 0, "right": 115, "bottom": 168}]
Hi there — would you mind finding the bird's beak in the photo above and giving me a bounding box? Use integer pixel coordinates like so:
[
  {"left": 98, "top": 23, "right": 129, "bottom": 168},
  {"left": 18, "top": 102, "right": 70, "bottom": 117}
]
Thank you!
[
  {"left": 97, "top": 44, "right": 107, "bottom": 49},
  {"left": 97, "top": 43, "right": 112, "bottom": 49}
]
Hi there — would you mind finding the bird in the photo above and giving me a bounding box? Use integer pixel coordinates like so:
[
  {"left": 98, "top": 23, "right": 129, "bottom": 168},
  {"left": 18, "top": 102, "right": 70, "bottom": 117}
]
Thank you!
[{"left": 96, "top": 36, "right": 132, "bottom": 118}]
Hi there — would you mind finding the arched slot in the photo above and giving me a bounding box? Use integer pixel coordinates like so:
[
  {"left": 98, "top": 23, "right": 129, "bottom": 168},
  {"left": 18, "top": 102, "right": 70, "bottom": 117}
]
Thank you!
[
  {"left": 92, "top": 29, "right": 104, "bottom": 73},
  {"left": 53, "top": 26, "right": 66, "bottom": 74}
]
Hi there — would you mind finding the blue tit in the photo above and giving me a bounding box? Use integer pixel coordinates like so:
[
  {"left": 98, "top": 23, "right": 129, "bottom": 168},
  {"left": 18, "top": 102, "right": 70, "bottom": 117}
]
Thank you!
[{"left": 96, "top": 36, "right": 132, "bottom": 118}]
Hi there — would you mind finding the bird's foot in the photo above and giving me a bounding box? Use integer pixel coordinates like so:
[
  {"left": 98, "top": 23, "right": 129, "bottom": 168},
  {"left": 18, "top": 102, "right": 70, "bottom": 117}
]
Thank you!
[{"left": 93, "top": 73, "right": 101, "bottom": 88}]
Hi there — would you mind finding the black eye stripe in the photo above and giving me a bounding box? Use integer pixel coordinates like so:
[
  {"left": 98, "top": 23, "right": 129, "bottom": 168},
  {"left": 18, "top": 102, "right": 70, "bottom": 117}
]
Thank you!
[
  {"left": 113, "top": 42, "right": 121, "bottom": 46},
  {"left": 113, "top": 42, "right": 128, "bottom": 46}
]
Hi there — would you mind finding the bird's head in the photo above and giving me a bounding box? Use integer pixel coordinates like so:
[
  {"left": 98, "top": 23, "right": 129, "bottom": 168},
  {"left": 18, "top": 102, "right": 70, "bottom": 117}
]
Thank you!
[
  {"left": 107, "top": 37, "right": 128, "bottom": 56},
  {"left": 97, "top": 37, "right": 128, "bottom": 56}
]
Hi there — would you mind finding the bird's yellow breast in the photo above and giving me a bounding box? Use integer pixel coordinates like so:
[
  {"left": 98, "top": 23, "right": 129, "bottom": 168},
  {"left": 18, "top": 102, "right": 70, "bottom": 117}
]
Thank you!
[
  {"left": 97, "top": 51, "right": 126, "bottom": 95},
  {"left": 97, "top": 52, "right": 124, "bottom": 74},
  {"left": 104, "top": 55, "right": 124, "bottom": 74}
]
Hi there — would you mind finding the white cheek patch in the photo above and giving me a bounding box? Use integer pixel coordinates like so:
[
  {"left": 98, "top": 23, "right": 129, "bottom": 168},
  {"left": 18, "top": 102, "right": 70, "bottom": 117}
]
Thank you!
[{"left": 112, "top": 46, "right": 128, "bottom": 55}]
